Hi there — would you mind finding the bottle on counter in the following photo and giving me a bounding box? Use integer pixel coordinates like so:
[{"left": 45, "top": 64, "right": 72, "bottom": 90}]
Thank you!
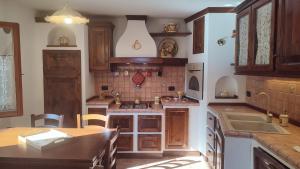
[{"left": 279, "top": 110, "right": 289, "bottom": 127}]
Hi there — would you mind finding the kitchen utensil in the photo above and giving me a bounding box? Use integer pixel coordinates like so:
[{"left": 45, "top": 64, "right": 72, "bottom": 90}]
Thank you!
[
  {"left": 154, "top": 96, "right": 160, "bottom": 105},
  {"left": 132, "top": 72, "right": 145, "bottom": 87},
  {"left": 159, "top": 38, "right": 178, "bottom": 58}
]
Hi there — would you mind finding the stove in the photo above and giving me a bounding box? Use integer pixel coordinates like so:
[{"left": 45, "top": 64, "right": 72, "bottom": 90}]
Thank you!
[{"left": 119, "top": 102, "right": 151, "bottom": 109}]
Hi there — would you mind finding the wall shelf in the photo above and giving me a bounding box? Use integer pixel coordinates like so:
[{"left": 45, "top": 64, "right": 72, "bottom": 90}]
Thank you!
[{"left": 150, "top": 32, "right": 192, "bottom": 37}]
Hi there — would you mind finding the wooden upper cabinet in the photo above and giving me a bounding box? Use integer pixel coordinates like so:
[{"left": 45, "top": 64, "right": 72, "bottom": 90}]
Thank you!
[
  {"left": 276, "top": 0, "right": 300, "bottom": 74},
  {"left": 251, "top": 0, "right": 276, "bottom": 72},
  {"left": 193, "top": 17, "right": 205, "bottom": 54},
  {"left": 88, "top": 22, "right": 113, "bottom": 71},
  {"left": 165, "top": 108, "right": 189, "bottom": 149},
  {"left": 235, "top": 7, "right": 252, "bottom": 72}
]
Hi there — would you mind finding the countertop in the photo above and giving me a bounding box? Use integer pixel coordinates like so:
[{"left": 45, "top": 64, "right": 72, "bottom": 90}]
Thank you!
[
  {"left": 86, "top": 96, "right": 114, "bottom": 106},
  {"left": 160, "top": 96, "right": 200, "bottom": 107},
  {"left": 107, "top": 103, "right": 164, "bottom": 113},
  {"left": 208, "top": 104, "right": 300, "bottom": 169}
]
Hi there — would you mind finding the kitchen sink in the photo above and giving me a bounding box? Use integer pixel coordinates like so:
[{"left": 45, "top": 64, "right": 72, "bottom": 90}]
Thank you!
[
  {"left": 225, "top": 114, "right": 266, "bottom": 122},
  {"left": 223, "top": 112, "right": 290, "bottom": 134},
  {"left": 229, "top": 121, "right": 289, "bottom": 134}
]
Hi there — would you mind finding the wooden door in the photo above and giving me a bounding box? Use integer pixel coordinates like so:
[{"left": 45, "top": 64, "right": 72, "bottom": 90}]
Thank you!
[
  {"left": 235, "top": 7, "right": 252, "bottom": 73},
  {"left": 276, "top": 0, "right": 300, "bottom": 74},
  {"left": 43, "top": 50, "right": 81, "bottom": 128},
  {"left": 138, "top": 115, "right": 162, "bottom": 132},
  {"left": 165, "top": 108, "right": 188, "bottom": 149},
  {"left": 253, "top": 148, "right": 288, "bottom": 169},
  {"left": 88, "top": 23, "right": 113, "bottom": 71},
  {"left": 117, "top": 134, "right": 133, "bottom": 151},
  {"left": 193, "top": 17, "right": 205, "bottom": 54},
  {"left": 251, "top": 0, "right": 276, "bottom": 72}
]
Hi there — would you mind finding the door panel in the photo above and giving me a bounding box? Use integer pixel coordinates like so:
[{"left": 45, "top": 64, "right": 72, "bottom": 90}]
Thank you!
[{"left": 138, "top": 115, "right": 162, "bottom": 132}]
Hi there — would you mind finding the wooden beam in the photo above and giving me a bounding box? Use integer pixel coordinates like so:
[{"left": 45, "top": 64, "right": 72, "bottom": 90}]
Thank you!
[
  {"left": 184, "top": 7, "right": 235, "bottom": 23},
  {"left": 126, "top": 15, "right": 148, "bottom": 21}
]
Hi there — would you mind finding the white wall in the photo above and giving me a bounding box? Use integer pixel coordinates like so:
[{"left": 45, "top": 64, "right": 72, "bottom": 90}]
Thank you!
[
  {"left": 0, "top": 0, "right": 94, "bottom": 127},
  {"left": 186, "top": 13, "right": 247, "bottom": 154}
]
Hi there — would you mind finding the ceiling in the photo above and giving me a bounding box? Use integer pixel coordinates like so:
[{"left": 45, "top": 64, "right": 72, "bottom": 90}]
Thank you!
[{"left": 14, "top": 0, "right": 244, "bottom": 18}]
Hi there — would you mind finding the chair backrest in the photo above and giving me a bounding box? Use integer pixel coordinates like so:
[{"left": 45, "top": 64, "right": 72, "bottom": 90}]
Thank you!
[
  {"left": 31, "top": 114, "right": 64, "bottom": 128},
  {"left": 105, "top": 127, "right": 120, "bottom": 169},
  {"left": 77, "top": 114, "right": 108, "bottom": 128}
]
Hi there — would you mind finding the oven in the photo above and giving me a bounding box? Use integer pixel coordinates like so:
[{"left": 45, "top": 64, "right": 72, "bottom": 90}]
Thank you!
[{"left": 185, "top": 63, "right": 204, "bottom": 100}]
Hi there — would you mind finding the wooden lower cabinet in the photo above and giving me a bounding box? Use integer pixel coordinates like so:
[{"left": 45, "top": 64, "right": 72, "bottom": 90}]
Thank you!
[
  {"left": 138, "top": 134, "right": 161, "bottom": 151},
  {"left": 109, "top": 115, "right": 133, "bottom": 132},
  {"left": 117, "top": 134, "right": 133, "bottom": 151},
  {"left": 165, "top": 108, "right": 189, "bottom": 149},
  {"left": 254, "top": 148, "right": 288, "bottom": 169},
  {"left": 138, "top": 115, "right": 162, "bottom": 132}
]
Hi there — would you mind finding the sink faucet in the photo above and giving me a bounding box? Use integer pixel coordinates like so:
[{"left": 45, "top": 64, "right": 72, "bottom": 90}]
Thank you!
[{"left": 257, "top": 92, "right": 272, "bottom": 123}]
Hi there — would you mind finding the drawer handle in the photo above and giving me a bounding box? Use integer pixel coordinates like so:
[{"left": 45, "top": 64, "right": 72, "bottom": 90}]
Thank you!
[{"left": 263, "top": 160, "right": 276, "bottom": 169}]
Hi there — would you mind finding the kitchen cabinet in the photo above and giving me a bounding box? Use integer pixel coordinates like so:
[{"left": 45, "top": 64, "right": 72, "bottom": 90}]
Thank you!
[
  {"left": 117, "top": 134, "right": 133, "bottom": 151},
  {"left": 88, "top": 22, "right": 113, "bottom": 71},
  {"left": 235, "top": 0, "right": 300, "bottom": 76},
  {"left": 193, "top": 16, "right": 205, "bottom": 54},
  {"left": 206, "top": 111, "right": 224, "bottom": 169},
  {"left": 254, "top": 147, "right": 288, "bottom": 169},
  {"left": 235, "top": 0, "right": 275, "bottom": 73},
  {"left": 165, "top": 108, "right": 189, "bottom": 149},
  {"left": 138, "top": 134, "right": 161, "bottom": 151},
  {"left": 138, "top": 115, "right": 162, "bottom": 132},
  {"left": 109, "top": 115, "right": 133, "bottom": 132}
]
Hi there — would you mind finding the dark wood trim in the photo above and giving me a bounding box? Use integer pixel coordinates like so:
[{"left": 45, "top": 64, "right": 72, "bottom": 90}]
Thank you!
[
  {"left": 109, "top": 57, "right": 188, "bottom": 67},
  {"left": 234, "top": 0, "right": 254, "bottom": 13},
  {"left": 0, "top": 22, "right": 23, "bottom": 118},
  {"left": 150, "top": 32, "right": 192, "bottom": 37},
  {"left": 184, "top": 7, "right": 235, "bottom": 23},
  {"left": 126, "top": 15, "right": 148, "bottom": 21}
]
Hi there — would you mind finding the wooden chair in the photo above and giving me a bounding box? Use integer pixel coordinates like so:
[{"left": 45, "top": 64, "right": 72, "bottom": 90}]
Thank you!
[
  {"left": 104, "top": 127, "right": 120, "bottom": 169},
  {"left": 77, "top": 114, "right": 108, "bottom": 128},
  {"left": 31, "top": 114, "right": 64, "bottom": 128}
]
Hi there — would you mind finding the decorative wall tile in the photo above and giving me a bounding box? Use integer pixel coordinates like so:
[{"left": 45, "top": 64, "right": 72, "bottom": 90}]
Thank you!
[
  {"left": 246, "top": 76, "right": 300, "bottom": 123},
  {"left": 95, "top": 66, "right": 185, "bottom": 101}
]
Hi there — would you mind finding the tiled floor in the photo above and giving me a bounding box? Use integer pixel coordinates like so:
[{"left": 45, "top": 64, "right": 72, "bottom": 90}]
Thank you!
[{"left": 117, "top": 156, "right": 210, "bottom": 169}]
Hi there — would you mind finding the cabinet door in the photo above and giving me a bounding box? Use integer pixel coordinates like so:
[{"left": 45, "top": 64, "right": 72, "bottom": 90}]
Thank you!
[
  {"left": 276, "top": 0, "right": 300, "bottom": 74},
  {"left": 117, "top": 134, "right": 133, "bottom": 151},
  {"left": 138, "top": 115, "right": 162, "bottom": 132},
  {"left": 88, "top": 23, "right": 113, "bottom": 71},
  {"left": 236, "top": 7, "right": 252, "bottom": 73},
  {"left": 138, "top": 134, "right": 161, "bottom": 151},
  {"left": 252, "top": 0, "right": 276, "bottom": 72},
  {"left": 216, "top": 122, "right": 224, "bottom": 169},
  {"left": 165, "top": 108, "right": 188, "bottom": 149},
  {"left": 109, "top": 115, "right": 133, "bottom": 132},
  {"left": 254, "top": 148, "right": 288, "bottom": 169},
  {"left": 193, "top": 17, "right": 205, "bottom": 54}
]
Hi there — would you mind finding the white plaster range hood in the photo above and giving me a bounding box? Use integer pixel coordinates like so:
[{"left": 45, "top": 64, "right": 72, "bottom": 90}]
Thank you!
[{"left": 115, "top": 15, "right": 157, "bottom": 58}]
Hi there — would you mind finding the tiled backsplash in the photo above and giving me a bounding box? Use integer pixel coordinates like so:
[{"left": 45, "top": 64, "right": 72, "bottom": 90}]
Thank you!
[
  {"left": 246, "top": 76, "right": 300, "bottom": 123},
  {"left": 95, "top": 66, "right": 185, "bottom": 101}
]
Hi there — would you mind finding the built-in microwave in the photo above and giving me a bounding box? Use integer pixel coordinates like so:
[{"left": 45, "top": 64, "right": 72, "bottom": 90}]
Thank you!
[{"left": 185, "top": 63, "right": 204, "bottom": 100}]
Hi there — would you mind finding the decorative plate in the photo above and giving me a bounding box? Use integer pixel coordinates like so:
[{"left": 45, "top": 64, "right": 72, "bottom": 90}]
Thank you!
[{"left": 158, "top": 38, "right": 178, "bottom": 58}]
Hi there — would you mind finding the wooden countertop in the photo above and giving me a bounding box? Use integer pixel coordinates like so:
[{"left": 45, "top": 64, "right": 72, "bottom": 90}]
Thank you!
[
  {"left": 208, "top": 104, "right": 300, "bottom": 169},
  {"left": 86, "top": 96, "right": 114, "bottom": 106},
  {"left": 0, "top": 127, "right": 114, "bottom": 167}
]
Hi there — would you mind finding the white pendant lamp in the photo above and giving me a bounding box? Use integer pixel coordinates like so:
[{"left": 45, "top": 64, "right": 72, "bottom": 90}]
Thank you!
[{"left": 45, "top": 5, "right": 89, "bottom": 24}]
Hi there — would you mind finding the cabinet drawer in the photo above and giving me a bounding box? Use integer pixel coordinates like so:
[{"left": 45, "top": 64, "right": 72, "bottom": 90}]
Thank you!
[
  {"left": 138, "top": 115, "right": 162, "bottom": 132},
  {"left": 206, "top": 143, "right": 215, "bottom": 168},
  {"left": 117, "top": 134, "right": 133, "bottom": 151},
  {"left": 206, "top": 128, "right": 215, "bottom": 149},
  {"left": 138, "top": 134, "right": 161, "bottom": 151},
  {"left": 109, "top": 115, "right": 133, "bottom": 132},
  {"left": 207, "top": 112, "right": 216, "bottom": 131}
]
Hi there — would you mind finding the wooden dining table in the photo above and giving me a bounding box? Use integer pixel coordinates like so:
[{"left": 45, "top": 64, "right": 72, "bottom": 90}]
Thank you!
[{"left": 0, "top": 127, "right": 114, "bottom": 169}]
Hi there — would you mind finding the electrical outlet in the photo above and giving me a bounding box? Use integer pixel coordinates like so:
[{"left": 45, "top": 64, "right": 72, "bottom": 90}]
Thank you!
[
  {"left": 288, "top": 84, "right": 296, "bottom": 94},
  {"left": 101, "top": 85, "right": 108, "bottom": 91},
  {"left": 168, "top": 86, "right": 175, "bottom": 91},
  {"left": 246, "top": 91, "right": 251, "bottom": 97}
]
